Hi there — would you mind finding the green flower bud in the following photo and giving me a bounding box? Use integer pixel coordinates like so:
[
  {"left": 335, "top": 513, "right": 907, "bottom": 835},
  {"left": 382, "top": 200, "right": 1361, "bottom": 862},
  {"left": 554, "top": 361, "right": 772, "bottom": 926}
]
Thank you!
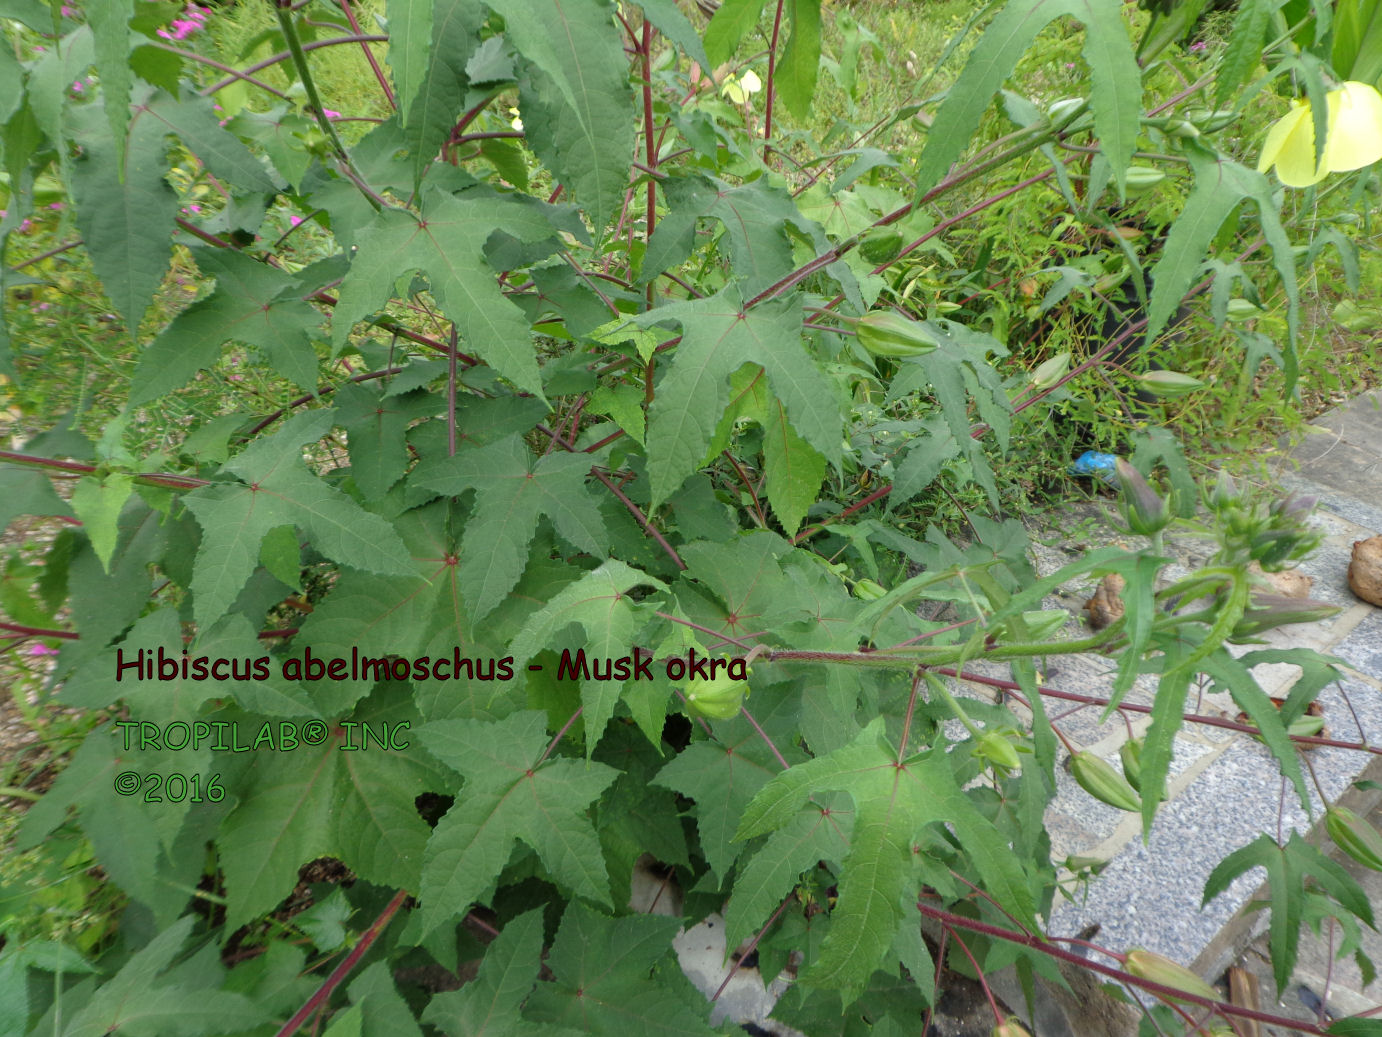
[
  {"left": 1134, "top": 370, "right": 1205, "bottom": 396},
  {"left": 1123, "top": 166, "right": 1166, "bottom": 194},
  {"left": 1071, "top": 752, "right": 1141, "bottom": 812},
  {"left": 856, "top": 311, "right": 941, "bottom": 358},
  {"left": 1230, "top": 593, "right": 1339, "bottom": 640},
  {"left": 1115, "top": 459, "right": 1169, "bottom": 536},
  {"left": 1119, "top": 737, "right": 1143, "bottom": 793},
  {"left": 991, "top": 1020, "right": 1033, "bottom": 1037},
  {"left": 1326, "top": 806, "right": 1382, "bottom": 872},
  {"left": 683, "top": 670, "right": 748, "bottom": 720},
  {"left": 853, "top": 578, "right": 887, "bottom": 601},
  {"left": 1124, "top": 949, "right": 1220, "bottom": 1003},
  {"left": 975, "top": 731, "right": 1023, "bottom": 773}
]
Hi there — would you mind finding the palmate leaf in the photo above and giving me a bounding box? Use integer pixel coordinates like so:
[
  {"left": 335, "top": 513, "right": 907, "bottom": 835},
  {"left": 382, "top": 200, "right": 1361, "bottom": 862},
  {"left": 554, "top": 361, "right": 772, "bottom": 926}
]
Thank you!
[
  {"left": 507, "top": 559, "right": 668, "bottom": 753},
  {"left": 635, "top": 288, "right": 840, "bottom": 507},
  {"left": 142, "top": 91, "right": 282, "bottom": 194},
  {"left": 183, "top": 411, "right": 414, "bottom": 630},
  {"left": 417, "top": 712, "right": 620, "bottom": 934},
  {"left": 490, "top": 0, "right": 636, "bottom": 234},
  {"left": 777, "top": 0, "right": 822, "bottom": 120},
  {"left": 410, "top": 434, "right": 607, "bottom": 623},
  {"left": 914, "top": 0, "right": 1141, "bottom": 199},
  {"left": 332, "top": 186, "right": 557, "bottom": 397},
  {"left": 629, "top": 0, "right": 711, "bottom": 70},
  {"left": 387, "top": 0, "right": 434, "bottom": 127},
  {"left": 524, "top": 903, "right": 721, "bottom": 1036},
  {"left": 1204, "top": 832, "right": 1373, "bottom": 995},
  {"left": 423, "top": 909, "right": 583, "bottom": 1037},
  {"left": 652, "top": 719, "right": 790, "bottom": 882},
  {"left": 217, "top": 683, "right": 451, "bottom": 930},
  {"left": 130, "top": 248, "right": 322, "bottom": 404},
  {"left": 15, "top": 721, "right": 211, "bottom": 922},
  {"left": 713, "top": 364, "right": 827, "bottom": 536},
  {"left": 643, "top": 176, "right": 844, "bottom": 300},
  {"left": 67, "top": 85, "right": 179, "bottom": 333},
  {"left": 401, "top": 0, "right": 484, "bottom": 186},
  {"left": 58, "top": 917, "right": 268, "bottom": 1037},
  {"left": 735, "top": 718, "right": 1036, "bottom": 997},
  {"left": 724, "top": 792, "right": 853, "bottom": 952}
]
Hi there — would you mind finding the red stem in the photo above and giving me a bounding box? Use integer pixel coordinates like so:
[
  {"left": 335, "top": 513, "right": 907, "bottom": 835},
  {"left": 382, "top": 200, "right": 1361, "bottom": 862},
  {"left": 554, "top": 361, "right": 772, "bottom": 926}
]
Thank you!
[
  {"left": 336, "top": 0, "right": 394, "bottom": 108},
  {"left": 763, "top": 0, "right": 784, "bottom": 161},
  {"left": 273, "top": 889, "right": 410, "bottom": 1037}
]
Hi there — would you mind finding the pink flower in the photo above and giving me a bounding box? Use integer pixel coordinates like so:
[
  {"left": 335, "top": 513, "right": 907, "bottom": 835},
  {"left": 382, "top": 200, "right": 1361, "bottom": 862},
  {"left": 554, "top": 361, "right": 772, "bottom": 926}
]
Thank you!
[
  {"left": 71, "top": 80, "right": 84, "bottom": 93},
  {"left": 18, "top": 219, "right": 32, "bottom": 232},
  {"left": 289, "top": 215, "right": 303, "bottom": 227},
  {"left": 1190, "top": 40, "right": 1208, "bottom": 52},
  {"left": 35, "top": 302, "right": 50, "bottom": 311},
  {"left": 60, "top": 4, "right": 75, "bottom": 15},
  {"left": 29, "top": 643, "right": 59, "bottom": 656},
  {"left": 323, "top": 109, "right": 342, "bottom": 119},
  {"left": 48, "top": 202, "right": 62, "bottom": 210}
]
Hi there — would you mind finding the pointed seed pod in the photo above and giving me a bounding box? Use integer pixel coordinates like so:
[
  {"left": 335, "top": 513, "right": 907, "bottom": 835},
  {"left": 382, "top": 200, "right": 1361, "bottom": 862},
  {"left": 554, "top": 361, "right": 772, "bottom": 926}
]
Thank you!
[
  {"left": 1230, "top": 594, "right": 1339, "bottom": 639},
  {"left": 1134, "top": 369, "right": 1205, "bottom": 396},
  {"left": 976, "top": 731, "right": 1022, "bottom": 772},
  {"left": 852, "top": 578, "right": 887, "bottom": 601},
  {"left": 1119, "top": 737, "right": 1143, "bottom": 793},
  {"left": 1124, "top": 949, "right": 1220, "bottom": 1003},
  {"left": 856, "top": 311, "right": 941, "bottom": 358},
  {"left": 1326, "top": 806, "right": 1382, "bottom": 872},
  {"left": 991, "top": 1020, "right": 1033, "bottom": 1037},
  {"left": 1071, "top": 752, "right": 1141, "bottom": 812},
  {"left": 1123, "top": 166, "right": 1166, "bottom": 194}
]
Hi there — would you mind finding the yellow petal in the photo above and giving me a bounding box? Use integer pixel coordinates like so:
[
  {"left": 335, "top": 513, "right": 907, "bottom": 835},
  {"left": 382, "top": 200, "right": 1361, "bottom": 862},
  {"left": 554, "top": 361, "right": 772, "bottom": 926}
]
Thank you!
[
  {"left": 1321, "top": 81, "right": 1382, "bottom": 173},
  {"left": 740, "top": 69, "right": 762, "bottom": 94},
  {"left": 1259, "top": 102, "right": 1328, "bottom": 187}
]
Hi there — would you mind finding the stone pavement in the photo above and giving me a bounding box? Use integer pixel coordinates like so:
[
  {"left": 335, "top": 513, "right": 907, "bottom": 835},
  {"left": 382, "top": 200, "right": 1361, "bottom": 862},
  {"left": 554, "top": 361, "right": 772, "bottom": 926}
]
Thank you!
[{"left": 985, "top": 389, "right": 1382, "bottom": 1035}]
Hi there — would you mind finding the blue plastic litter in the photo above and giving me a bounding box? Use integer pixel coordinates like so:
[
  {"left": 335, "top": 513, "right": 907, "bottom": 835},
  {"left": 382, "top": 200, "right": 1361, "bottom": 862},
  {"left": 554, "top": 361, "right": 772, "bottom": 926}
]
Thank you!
[{"left": 1068, "top": 451, "right": 1119, "bottom": 484}]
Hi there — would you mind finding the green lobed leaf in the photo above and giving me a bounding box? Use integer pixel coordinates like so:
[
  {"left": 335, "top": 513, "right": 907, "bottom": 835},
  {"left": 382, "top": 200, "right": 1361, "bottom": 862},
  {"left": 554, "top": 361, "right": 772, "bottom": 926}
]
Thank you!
[
  {"left": 387, "top": 0, "right": 434, "bottom": 127},
  {"left": 637, "top": 288, "right": 839, "bottom": 507},
  {"left": 506, "top": 559, "right": 667, "bottom": 753},
  {"left": 217, "top": 684, "right": 448, "bottom": 930},
  {"left": 143, "top": 91, "right": 282, "bottom": 193},
  {"left": 736, "top": 718, "right": 1036, "bottom": 996},
  {"left": 131, "top": 248, "right": 321, "bottom": 404},
  {"left": 68, "top": 84, "right": 179, "bottom": 333},
  {"left": 410, "top": 434, "right": 607, "bottom": 622},
  {"left": 422, "top": 908, "right": 579, "bottom": 1037},
  {"left": 400, "top": 0, "right": 483, "bottom": 185},
  {"left": 724, "top": 793, "right": 852, "bottom": 953},
  {"left": 524, "top": 903, "right": 721, "bottom": 1036},
  {"left": 915, "top": 0, "right": 1140, "bottom": 199},
  {"left": 332, "top": 187, "right": 557, "bottom": 396},
  {"left": 417, "top": 712, "right": 619, "bottom": 933},
  {"left": 704, "top": 0, "right": 769, "bottom": 66},
  {"left": 493, "top": 0, "right": 636, "bottom": 235},
  {"left": 58, "top": 917, "right": 269, "bottom": 1037},
  {"left": 184, "top": 411, "right": 414, "bottom": 630},
  {"left": 776, "top": 0, "right": 822, "bottom": 120}
]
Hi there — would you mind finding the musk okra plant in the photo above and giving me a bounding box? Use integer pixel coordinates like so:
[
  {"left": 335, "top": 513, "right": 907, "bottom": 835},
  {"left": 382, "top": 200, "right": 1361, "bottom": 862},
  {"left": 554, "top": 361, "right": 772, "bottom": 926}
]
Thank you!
[{"left": 0, "top": 0, "right": 1379, "bottom": 1033}]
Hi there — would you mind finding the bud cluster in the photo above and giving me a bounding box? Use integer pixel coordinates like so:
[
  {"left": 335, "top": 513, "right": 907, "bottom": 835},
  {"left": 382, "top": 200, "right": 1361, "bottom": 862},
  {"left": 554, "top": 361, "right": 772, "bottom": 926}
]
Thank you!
[{"left": 1207, "top": 476, "right": 1323, "bottom": 571}]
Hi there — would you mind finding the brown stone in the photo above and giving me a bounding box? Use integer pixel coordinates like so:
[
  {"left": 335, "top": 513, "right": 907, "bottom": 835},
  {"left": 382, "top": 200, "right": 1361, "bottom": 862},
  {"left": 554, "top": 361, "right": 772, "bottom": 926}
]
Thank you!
[{"left": 1347, "top": 536, "right": 1382, "bottom": 606}]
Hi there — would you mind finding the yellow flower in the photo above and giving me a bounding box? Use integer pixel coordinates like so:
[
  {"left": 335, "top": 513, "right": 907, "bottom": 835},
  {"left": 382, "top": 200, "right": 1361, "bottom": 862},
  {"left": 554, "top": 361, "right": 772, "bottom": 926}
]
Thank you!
[
  {"left": 1258, "top": 81, "right": 1382, "bottom": 187},
  {"left": 721, "top": 69, "right": 762, "bottom": 105}
]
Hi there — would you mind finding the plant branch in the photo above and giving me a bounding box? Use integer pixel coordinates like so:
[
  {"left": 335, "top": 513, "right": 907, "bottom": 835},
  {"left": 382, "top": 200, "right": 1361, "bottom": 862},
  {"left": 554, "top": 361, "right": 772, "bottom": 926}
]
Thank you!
[{"left": 273, "top": 889, "right": 410, "bottom": 1037}]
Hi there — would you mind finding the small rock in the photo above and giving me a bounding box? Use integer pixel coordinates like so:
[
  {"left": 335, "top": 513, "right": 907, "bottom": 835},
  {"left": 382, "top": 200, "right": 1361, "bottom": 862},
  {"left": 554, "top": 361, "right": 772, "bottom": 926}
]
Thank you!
[
  {"left": 1347, "top": 536, "right": 1382, "bottom": 606},
  {"left": 1083, "top": 573, "right": 1126, "bottom": 630},
  {"left": 1248, "top": 561, "right": 1313, "bottom": 598}
]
